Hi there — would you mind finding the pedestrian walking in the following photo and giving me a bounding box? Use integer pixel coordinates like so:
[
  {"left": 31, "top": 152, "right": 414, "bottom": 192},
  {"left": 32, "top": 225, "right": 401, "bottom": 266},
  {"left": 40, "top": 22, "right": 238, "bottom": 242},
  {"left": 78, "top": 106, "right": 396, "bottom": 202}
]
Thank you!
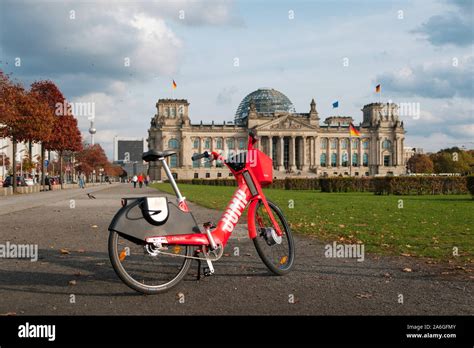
[
  {"left": 138, "top": 173, "right": 144, "bottom": 188},
  {"left": 78, "top": 172, "right": 85, "bottom": 189},
  {"left": 132, "top": 175, "right": 138, "bottom": 188},
  {"left": 145, "top": 175, "right": 150, "bottom": 186}
]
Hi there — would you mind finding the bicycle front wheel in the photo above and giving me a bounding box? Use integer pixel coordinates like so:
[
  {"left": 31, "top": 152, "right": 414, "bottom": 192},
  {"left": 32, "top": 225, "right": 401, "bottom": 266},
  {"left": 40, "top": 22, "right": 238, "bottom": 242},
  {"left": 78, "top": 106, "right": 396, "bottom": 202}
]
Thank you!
[
  {"left": 253, "top": 199, "right": 295, "bottom": 275},
  {"left": 108, "top": 231, "right": 193, "bottom": 294}
]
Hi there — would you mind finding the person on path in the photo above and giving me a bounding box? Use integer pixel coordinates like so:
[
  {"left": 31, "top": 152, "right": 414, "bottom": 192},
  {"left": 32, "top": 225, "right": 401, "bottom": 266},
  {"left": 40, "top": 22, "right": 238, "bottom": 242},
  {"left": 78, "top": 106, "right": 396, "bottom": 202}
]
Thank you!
[{"left": 132, "top": 175, "right": 138, "bottom": 188}]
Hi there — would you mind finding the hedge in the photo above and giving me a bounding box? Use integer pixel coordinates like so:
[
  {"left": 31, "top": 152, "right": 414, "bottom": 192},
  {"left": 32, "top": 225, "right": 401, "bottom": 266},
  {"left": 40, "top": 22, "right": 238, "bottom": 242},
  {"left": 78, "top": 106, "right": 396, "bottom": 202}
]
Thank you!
[
  {"left": 170, "top": 176, "right": 469, "bottom": 195},
  {"left": 467, "top": 175, "right": 474, "bottom": 198},
  {"left": 319, "top": 177, "right": 373, "bottom": 192},
  {"left": 372, "top": 176, "right": 467, "bottom": 195}
]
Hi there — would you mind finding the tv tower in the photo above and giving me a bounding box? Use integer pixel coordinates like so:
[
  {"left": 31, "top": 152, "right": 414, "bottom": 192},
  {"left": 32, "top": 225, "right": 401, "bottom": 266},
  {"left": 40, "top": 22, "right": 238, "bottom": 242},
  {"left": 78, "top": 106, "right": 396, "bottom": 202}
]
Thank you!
[{"left": 89, "top": 120, "right": 97, "bottom": 145}]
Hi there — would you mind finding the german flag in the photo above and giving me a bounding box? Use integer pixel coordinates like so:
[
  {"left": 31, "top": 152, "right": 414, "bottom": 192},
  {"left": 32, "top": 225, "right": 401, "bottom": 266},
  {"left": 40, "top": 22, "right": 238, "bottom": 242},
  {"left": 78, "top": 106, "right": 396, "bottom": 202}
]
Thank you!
[
  {"left": 172, "top": 80, "right": 177, "bottom": 89},
  {"left": 375, "top": 84, "right": 381, "bottom": 93},
  {"left": 349, "top": 122, "right": 360, "bottom": 137}
]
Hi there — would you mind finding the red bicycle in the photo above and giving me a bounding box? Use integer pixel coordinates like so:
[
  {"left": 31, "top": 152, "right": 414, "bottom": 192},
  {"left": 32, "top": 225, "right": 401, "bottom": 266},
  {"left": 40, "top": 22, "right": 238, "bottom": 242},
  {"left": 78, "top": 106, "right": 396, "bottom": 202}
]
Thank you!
[{"left": 108, "top": 131, "right": 295, "bottom": 294}]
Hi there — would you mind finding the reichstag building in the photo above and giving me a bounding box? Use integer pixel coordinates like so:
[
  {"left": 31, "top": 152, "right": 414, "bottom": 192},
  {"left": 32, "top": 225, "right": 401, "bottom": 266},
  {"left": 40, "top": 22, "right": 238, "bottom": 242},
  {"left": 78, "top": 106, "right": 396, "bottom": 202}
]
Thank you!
[{"left": 147, "top": 88, "right": 406, "bottom": 180}]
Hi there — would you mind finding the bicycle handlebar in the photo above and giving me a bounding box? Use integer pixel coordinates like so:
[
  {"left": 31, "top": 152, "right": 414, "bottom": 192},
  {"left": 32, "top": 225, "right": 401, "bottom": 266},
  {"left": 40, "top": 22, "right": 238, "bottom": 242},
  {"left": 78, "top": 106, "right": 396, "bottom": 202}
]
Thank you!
[{"left": 191, "top": 151, "right": 209, "bottom": 161}]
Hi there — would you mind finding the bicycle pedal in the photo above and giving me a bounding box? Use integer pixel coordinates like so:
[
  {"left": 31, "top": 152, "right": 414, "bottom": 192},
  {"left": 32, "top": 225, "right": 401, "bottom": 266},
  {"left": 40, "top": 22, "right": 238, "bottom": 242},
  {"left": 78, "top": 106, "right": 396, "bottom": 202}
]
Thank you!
[{"left": 203, "top": 267, "right": 214, "bottom": 277}]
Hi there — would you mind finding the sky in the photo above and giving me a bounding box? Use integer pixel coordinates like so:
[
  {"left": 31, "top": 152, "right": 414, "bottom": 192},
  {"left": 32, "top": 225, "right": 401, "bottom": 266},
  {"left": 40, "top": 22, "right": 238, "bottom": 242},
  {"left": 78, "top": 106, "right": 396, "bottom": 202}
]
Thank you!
[{"left": 0, "top": 0, "right": 473, "bottom": 158}]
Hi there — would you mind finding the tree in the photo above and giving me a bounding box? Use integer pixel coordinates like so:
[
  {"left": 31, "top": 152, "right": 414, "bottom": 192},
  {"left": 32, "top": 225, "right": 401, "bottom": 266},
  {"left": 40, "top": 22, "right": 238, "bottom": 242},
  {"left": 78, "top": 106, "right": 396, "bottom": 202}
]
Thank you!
[
  {"left": 407, "top": 154, "right": 434, "bottom": 173},
  {"left": 104, "top": 163, "right": 124, "bottom": 177},
  {"left": 75, "top": 143, "right": 109, "bottom": 181},
  {"left": 30, "top": 80, "right": 83, "bottom": 188},
  {"left": 430, "top": 147, "right": 473, "bottom": 174},
  {"left": 0, "top": 71, "right": 54, "bottom": 190}
]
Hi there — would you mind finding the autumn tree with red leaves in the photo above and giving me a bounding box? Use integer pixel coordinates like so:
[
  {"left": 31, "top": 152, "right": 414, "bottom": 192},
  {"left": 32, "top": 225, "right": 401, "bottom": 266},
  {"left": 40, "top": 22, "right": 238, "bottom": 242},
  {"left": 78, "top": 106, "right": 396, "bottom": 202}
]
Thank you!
[
  {"left": 75, "top": 143, "right": 109, "bottom": 180},
  {"left": 31, "top": 80, "right": 83, "bottom": 188},
  {"left": 0, "top": 71, "right": 54, "bottom": 190}
]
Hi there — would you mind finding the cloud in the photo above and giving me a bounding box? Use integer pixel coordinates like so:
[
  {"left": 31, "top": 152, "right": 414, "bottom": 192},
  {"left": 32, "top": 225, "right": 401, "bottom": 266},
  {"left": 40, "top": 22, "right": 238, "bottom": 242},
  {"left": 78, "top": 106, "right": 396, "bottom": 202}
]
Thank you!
[
  {"left": 412, "top": 0, "right": 473, "bottom": 47},
  {"left": 405, "top": 132, "right": 471, "bottom": 152},
  {"left": 141, "top": 0, "right": 243, "bottom": 27},
  {"left": 0, "top": 0, "right": 239, "bottom": 97},
  {"left": 0, "top": 2, "right": 181, "bottom": 82},
  {"left": 376, "top": 56, "right": 474, "bottom": 99},
  {"left": 447, "top": 124, "right": 474, "bottom": 138},
  {"left": 216, "top": 86, "right": 238, "bottom": 105}
]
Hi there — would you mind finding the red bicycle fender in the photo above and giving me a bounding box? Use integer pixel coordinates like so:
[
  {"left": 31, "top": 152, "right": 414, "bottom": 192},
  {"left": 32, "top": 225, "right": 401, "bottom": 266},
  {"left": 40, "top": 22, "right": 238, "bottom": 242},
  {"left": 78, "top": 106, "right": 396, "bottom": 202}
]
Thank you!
[{"left": 247, "top": 199, "right": 259, "bottom": 239}]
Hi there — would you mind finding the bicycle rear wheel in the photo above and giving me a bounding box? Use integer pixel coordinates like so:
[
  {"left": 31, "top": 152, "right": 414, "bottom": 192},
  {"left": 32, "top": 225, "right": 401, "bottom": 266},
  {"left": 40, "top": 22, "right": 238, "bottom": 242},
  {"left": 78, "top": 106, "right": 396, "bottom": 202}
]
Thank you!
[
  {"left": 108, "top": 230, "right": 193, "bottom": 294},
  {"left": 253, "top": 199, "right": 295, "bottom": 275}
]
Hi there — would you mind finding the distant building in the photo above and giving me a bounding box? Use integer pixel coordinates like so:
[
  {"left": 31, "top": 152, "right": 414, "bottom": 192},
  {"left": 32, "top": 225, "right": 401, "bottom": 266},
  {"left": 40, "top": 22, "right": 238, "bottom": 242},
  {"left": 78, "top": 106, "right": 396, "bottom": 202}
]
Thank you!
[
  {"left": 146, "top": 88, "right": 407, "bottom": 180},
  {"left": 0, "top": 136, "right": 57, "bottom": 181},
  {"left": 113, "top": 136, "right": 147, "bottom": 177},
  {"left": 403, "top": 147, "right": 424, "bottom": 166}
]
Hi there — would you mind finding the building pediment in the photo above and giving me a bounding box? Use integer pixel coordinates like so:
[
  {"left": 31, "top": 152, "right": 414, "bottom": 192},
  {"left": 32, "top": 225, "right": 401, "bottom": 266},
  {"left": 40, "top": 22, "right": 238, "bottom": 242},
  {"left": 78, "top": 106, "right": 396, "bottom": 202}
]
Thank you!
[{"left": 255, "top": 115, "right": 317, "bottom": 131}]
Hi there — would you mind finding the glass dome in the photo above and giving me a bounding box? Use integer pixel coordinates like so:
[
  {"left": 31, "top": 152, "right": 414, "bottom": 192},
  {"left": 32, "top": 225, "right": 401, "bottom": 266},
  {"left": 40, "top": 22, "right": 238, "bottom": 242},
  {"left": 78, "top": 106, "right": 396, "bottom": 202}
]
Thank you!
[{"left": 234, "top": 88, "right": 296, "bottom": 124}]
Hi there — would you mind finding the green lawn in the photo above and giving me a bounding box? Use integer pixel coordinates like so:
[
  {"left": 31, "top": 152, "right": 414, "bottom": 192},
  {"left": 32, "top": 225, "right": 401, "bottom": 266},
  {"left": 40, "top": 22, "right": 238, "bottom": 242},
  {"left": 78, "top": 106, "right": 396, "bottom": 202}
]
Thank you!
[{"left": 151, "top": 183, "right": 474, "bottom": 261}]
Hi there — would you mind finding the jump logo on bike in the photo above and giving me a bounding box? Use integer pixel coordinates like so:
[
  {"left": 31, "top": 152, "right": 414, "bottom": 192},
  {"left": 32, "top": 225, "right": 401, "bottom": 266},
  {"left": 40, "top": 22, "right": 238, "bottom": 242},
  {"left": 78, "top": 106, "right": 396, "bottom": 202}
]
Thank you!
[{"left": 220, "top": 189, "right": 248, "bottom": 233}]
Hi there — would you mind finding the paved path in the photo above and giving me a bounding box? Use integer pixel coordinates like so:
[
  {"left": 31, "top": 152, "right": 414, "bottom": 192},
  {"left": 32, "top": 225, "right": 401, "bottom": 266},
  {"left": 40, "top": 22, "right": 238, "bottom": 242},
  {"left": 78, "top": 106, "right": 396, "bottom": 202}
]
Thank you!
[{"left": 0, "top": 184, "right": 472, "bottom": 315}]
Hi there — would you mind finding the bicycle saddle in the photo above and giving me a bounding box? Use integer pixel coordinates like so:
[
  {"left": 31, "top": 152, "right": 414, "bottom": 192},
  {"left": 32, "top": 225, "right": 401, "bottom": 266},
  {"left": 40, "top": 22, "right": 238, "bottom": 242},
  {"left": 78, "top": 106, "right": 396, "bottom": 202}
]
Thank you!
[{"left": 142, "top": 150, "right": 176, "bottom": 162}]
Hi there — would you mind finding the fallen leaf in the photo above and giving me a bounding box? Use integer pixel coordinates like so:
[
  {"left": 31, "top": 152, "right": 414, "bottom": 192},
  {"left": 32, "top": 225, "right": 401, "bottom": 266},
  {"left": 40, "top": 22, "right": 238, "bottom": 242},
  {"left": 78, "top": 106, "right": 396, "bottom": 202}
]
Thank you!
[
  {"left": 91, "top": 225, "right": 98, "bottom": 228},
  {"left": 400, "top": 253, "right": 412, "bottom": 257},
  {"left": 95, "top": 262, "right": 105, "bottom": 266},
  {"left": 338, "top": 224, "right": 345, "bottom": 228},
  {"left": 59, "top": 249, "right": 70, "bottom": 255},
  {"left": 356, "top": 293, "right": 372, "bottom": 299},
  {"left": 402, "top": 268, "right": 412, "bottom": 272},
  {"left": 0, "top": 312, "right": 17, "bottom": 316},
  {"left": 68, "top": 280, "right": 77, "bottom": 286}
]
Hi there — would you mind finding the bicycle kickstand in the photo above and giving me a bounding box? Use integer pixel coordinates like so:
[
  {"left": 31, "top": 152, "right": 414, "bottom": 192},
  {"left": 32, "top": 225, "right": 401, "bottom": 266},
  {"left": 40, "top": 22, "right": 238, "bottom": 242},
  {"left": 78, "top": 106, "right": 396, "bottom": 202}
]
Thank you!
[{"left": 194, "top": 250, "right": 202, "bottom": 281}]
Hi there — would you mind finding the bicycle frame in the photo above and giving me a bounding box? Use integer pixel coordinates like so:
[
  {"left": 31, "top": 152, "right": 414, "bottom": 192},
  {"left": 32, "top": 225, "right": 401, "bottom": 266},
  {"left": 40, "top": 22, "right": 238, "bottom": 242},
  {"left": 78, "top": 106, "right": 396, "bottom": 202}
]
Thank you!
[{"left": 145, "top": 134, "right": 283, "bottom": 249}]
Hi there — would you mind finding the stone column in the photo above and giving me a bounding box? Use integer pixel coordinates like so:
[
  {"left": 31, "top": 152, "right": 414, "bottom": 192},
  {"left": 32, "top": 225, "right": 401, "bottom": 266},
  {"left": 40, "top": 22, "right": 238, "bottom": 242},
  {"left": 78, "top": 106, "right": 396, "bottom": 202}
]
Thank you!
[
  {"left": 358, "top": 138, "right": 362, "bottom": 169},
  {"left": 348, "top": 137, "right": 352, "bottom": 173},
  {"left": 326, "top": 138, "right": 330, "bottom": 168},
  {"left": 314, "top": 136, "right": 319, "bottom": 171},
  {"left": 180, "top": 135, "right": 186, "bottom": 168},
  {"left": 393, "top": 138, "right": 398, "bottom": 166},
  {"left": 268, "top": 136, "right": 273, "bottom": 160},
  {"left": 337, "top": 138, "right": 341, "bottom": 168},
  {"left": 290, "top": 136, "right": 296, "bottom": 171},
  {"left": 279, "top": 136, "right": 284, "bottom": 170},
  {"left": 401, "top": 137, "right": 405, "bottom": 166},
  {"left": 301, "top": 136, "right": 308, "bottom": 171},
  {"left": 209, "top": 137, "right": 214, "bottom": 168},
  {"left": 376, "top": 137, "right": 381, "bottom": 171}
]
